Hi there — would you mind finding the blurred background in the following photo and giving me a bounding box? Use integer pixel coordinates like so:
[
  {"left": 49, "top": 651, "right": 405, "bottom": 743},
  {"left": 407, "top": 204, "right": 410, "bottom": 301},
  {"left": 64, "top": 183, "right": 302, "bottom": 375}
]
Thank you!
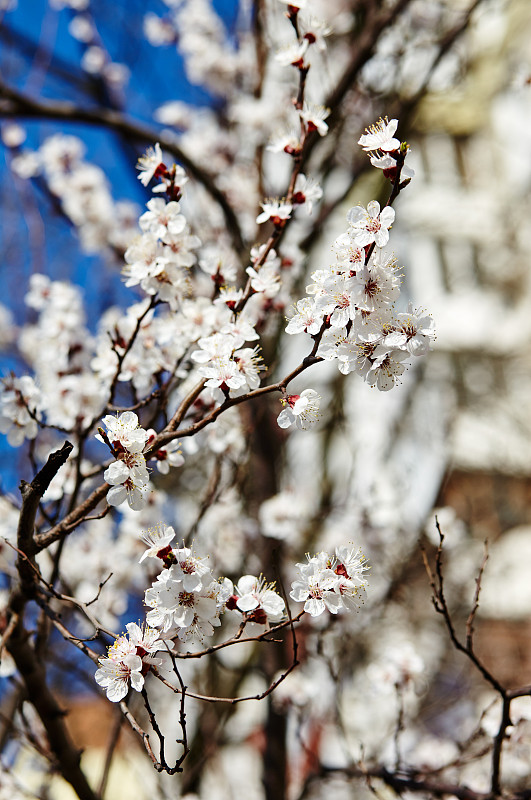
[{"left": 3, "top": 0, "right": 531, "bottom": 798}]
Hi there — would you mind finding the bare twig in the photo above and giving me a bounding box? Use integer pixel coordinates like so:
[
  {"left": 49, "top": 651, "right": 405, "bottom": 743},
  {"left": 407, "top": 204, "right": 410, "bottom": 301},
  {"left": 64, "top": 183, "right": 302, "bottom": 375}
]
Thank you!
[
  {"left": 422, "top": 521, "right": 514, "bottom": 797},
  {"left": 421, "top": 522, "right": 505, "bottom": 695},
  {"left": 466, "top": 540, "right": 488, "bottom": 651}
]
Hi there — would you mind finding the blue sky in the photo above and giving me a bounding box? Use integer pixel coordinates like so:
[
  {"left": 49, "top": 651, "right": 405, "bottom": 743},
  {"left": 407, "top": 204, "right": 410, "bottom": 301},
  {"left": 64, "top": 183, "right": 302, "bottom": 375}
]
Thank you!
[{"left": 0, "top": 0, "right": 240, "bottom": 492}]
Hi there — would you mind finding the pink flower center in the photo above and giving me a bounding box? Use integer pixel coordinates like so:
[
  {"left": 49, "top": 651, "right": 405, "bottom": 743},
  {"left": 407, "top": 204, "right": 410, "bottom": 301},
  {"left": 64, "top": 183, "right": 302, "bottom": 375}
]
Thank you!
[
  {"left": 401, "top": 322, "right": 417, "bottom": 339},
  {"left": 179, "top": 591, "right": 195, "bottom": 607},
  {"left": 364, "top": 279, "right": 379, "bottom": 297},
  {"left": 337, "top": 293, "right": 350, "bottom": 308}
]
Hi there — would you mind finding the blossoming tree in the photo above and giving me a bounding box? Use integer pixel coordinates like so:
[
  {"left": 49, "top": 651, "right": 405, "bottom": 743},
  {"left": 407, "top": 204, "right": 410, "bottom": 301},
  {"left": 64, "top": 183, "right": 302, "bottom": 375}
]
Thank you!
[{"left": 0, "top": 1, "right": 525, "bottom": 799}]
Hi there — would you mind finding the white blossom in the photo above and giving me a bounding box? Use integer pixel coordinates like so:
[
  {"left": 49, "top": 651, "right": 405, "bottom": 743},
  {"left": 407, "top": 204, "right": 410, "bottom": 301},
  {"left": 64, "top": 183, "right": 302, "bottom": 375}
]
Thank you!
[
  {"left": 277, "top": 389, "right": 321, "bottom": 430},
  {"left": 358, "top": 117, "right": 400, "bottom": 153},
  {"left": 0, "top": 375, "right": 41, "bottom": 447},
  {"left": 104, "top": 455, "right": 150, "bottom": 511},
  {"left": 95, "top": 624, "right": 171, "bottom": 702},
  {"left": 99, "top": 411, "right": 149, "bottom": 453},
  {"left": 286, "top": 297, "right": 321, "bottom": 335},
  {"left": 95, "top": 634, "right": 144, "bottom": 702},
  {"left": 95, "top": 652, "right": 144, "bottom": 702},
  {"left": 299, "top": 103, "right": 330, "bottom": 136},
  {"left": 290, "top": 553, "right": 343, "bottom": 617},
  {"left": 139, "top": 523, "right": 177, "bottom": 563},
  {"left": 347, "top": 201, "right": 395, "bottom": 248},
  {"left": 139, "top": 198, "right": 186, "bottom": 239},
  {"left": 136, "top": 143, "right": 165, "bottom": 186},
  {"left": 145, "top": 568, "right": 221, "bottom": 641},
  {"left": 256, "top": 199, "right": 292, "bottom": 225},
  {"left": 229, "top": 575, "right": 285, "bottom": 624},
  {"left": 383, "top": 305, "right": 435, "bottom": 355},
  {"left": 292, "top": 173, "right": 323, "bottom": 214},
  {"left": 361, "top": 346, "right": 410, "bottom": 391}
]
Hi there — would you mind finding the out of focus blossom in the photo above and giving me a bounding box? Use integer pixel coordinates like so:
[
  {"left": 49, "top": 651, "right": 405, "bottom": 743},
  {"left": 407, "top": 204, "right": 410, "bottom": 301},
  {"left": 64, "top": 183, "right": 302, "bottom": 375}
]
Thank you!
[{"left": 0, "top": 375, "right": 41, "bottom": 447}]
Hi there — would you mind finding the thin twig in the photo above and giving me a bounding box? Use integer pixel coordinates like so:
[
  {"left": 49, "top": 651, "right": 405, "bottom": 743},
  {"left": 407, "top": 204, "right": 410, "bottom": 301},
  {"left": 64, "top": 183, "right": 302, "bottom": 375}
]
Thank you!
[{"left": 466, "top": 540, "right": 488, "bottom": 651}]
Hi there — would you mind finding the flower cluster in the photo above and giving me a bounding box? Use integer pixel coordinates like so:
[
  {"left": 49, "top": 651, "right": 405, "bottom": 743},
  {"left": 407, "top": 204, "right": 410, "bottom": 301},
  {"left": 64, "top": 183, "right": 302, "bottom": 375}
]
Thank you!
[
  {"left": 18, "top": 274, "right": 104, "bottom": 431},
  {"left": 141, "top": 525, "right": 226, "bottom": 642},
  {"left": 286, "top": 119, "right": 434, "bottom": 391},
  {"left": 191, "top": 331, "right": 264, "bottom": 403},
  {"left": 98, "top": 414, "right": 187, "bottom": 510},
  {"left": 99, "top": 412, "right": 150, "bottom": 511},
  {"left": 123, "top": 167, "right": 200, "bottom": 311},
  {"left": 290, "top": 546, "right": 369, "bottom": 617},
  {"left": 4, "top": 105, "right": 427, "bottom": 734},
  {"left": 277, "top": 389, "right": 321, "bottom": 431},
  {"left": 0, "top": 375, "right": 41, "bottom": 447},
  {"left": 225, "top": 574, "right": 286, "bottom": 625},
  {"left": 0, "top": 0, "right": 505, "bottom": 787},
  {"left": 95, "top": 526, "right": 368, "bottom": 701},
  {"left": 94, "top": 622, "right": 170, "bottom": 702},
  {"left": 145, "top": 567, "right": 224, "bottom": 641}
]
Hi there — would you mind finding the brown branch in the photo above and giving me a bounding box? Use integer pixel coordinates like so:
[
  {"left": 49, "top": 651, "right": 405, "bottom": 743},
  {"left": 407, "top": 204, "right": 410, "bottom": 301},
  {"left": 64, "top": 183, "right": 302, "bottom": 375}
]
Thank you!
[
  {"left": 106, "top": 296, "right": 157, "bottom": 408},
  {"left": 166, "top": 379, "right": 205, "bottom": 433},
  {"left": 148, "top": 350, "right": 323, "bottom": 453},
  {"left": 34, "top": 481, "right": 109, "bottom": 552},
  {"left": 491, "top": 695, "right": 511, "bottom": 797},
  {"left": 0, "top": 80, "right": 246, "bottom": 257},
  {"left": 0, "top": 686, "right": 26, "bottom": 756},
  {"left": 0, "top": 608, "right": 19, "bottom": 662},
  {"left": 34, "top": 580, "right": 118, "bottom": 644},
  {"left": 140, "top": 683, "right": 188, "bottom": 775},
  {"left": 170, "top": 610, "right": 305, "bottom": 660},
  {"left": 150, "top": 610, "right": 302, "bottom": 706},
  {"left": 37, "top": 601, "right": 101, "bottom": 664},
  {"left": 422, "top": 522, "right": 517, "bottom": 797},
  {"left": 118, "top": 700, "right": 159, "bottom": 766},
  {"left": 300, "top": 0, "right": 414, "bottom": 170},
  {"left": 6, "top": 627, "right": 97, "bottom": 800},
  {"left": 466, "top": 540, "right": 488, "bottom": 651},
  {"left": 35, "top": 345, "right": 322, "bottom": 558},
  {"left": 421, "top": 523, "right": 505, "bottom": 696},
  {"left": 107, "top": 386, "right": 162, "bottom": 414},
  {"left": 151, "top": 655, "right": 299, "bottom": 706},
  {"left": 16, "top": 441, "right": 73, "bottom": 565},
  {"left": 318, "top": 764, "right": 490, "bottom": 800},
  {"left": 166, "top": 645, "right": 190, "bottom": 762}
]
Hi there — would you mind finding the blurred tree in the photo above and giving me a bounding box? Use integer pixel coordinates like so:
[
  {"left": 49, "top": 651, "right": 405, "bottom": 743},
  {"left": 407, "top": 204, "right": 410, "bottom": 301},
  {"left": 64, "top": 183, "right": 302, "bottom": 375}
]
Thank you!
[{"left": 2, "top": 2, "right": 530, "bottom": 800}]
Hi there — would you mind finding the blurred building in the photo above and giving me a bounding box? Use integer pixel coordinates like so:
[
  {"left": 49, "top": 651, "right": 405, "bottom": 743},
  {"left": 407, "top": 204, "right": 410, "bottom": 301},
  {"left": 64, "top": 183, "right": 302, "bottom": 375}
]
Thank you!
[
  {"left": 403, "top": 0, "right": 531, "bottom": 482},
  {"left": 397, "top": 0, "right": 531, "bottom": 685}
]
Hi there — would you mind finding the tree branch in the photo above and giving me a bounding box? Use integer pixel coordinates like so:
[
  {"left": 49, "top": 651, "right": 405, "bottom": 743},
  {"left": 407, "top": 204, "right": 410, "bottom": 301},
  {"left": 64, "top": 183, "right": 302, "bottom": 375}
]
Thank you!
[{"left": 0, "top": 80, "right": 246, "bottom": 256}]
